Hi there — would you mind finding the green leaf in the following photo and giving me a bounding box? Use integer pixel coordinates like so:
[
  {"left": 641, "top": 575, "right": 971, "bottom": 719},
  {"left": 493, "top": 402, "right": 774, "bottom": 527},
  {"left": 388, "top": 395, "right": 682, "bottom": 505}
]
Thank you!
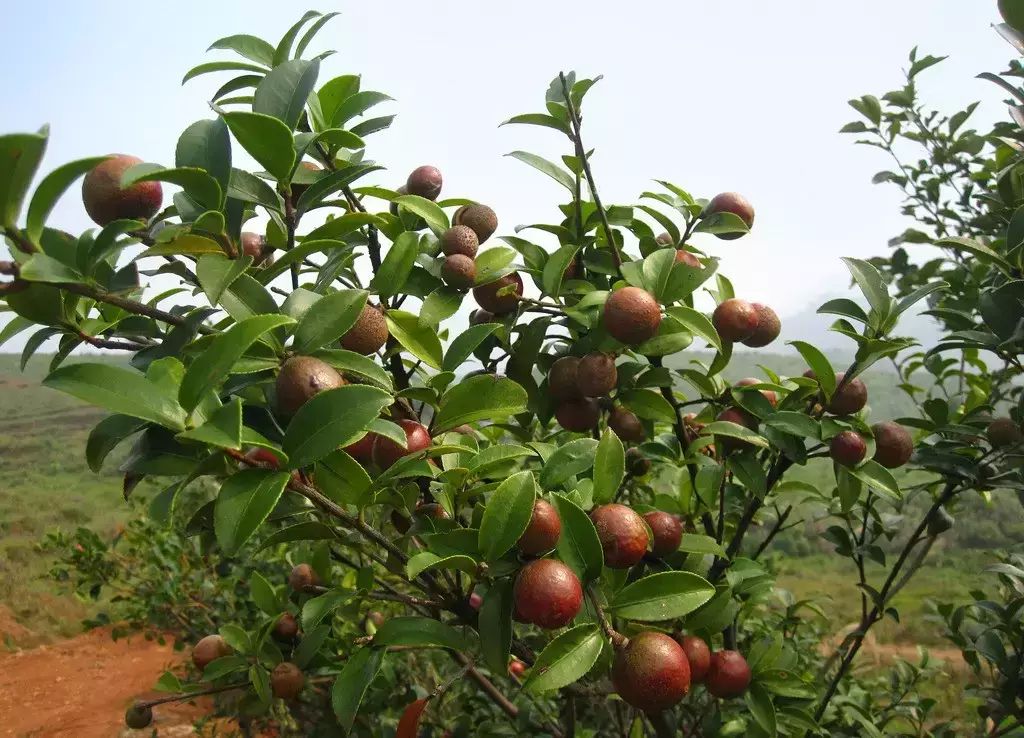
[
  {"left": 311, "top": 349, "right": 393, "bottom": 390},
  {"left": 179, "top": 314, "right": 294, "bottom": 414},
  {"left": 551, "top": 493, "right": 603, "bottom": 582},
  {"left": 618, "top": 389, "right": 676, "bottom": 423},
  {"left": 182, "top": 61, "right": 267, "bottom": 84},
  {"left": 847, "top": 459, "right": 901, "bottom": 501},
  {"left": 433, "top": 375, "right": 529, "bottom": 434},
  {"left": 466, "top": 444, "right": 535, "bottom": 475},
  {"left": 0, "top": 128, "right": 48, "bottom": 227},
  {"left": 678, "top": 534, "right": 726, "bottom": 557},
  {"left": 214, "top": 469, "right": 290, "bottom": 554},
  {"left": 249, "top": 570, "right": 281, "bottom": 615},
  {"left": 177, "top": 398, "right": 244, "bottom": 449},
  {"left": 523, "top": 624, "right": 604, "bottom": 693},
  {"left": 373, "top": 617, "right": 467, "bottom": 651},
  {"left": 442, "top": 323, "right": 500, "bottom": 372},
  {"left": 592, "top": 429, "right": 625, "bottom": 504},
  {"left": 700, "top": 421, "right": 770, "bottom": 449},
  {"left": 86, "top": 414, "right": 147, "bottom": 473},
  {"left": 294, "top": 12, "right": 340, "bottom": 58},
  {"left": 539, "top": 438, "right": 599, "bottom": 489},
  {"left": 666, "top": 305, "right": 722, "bottom": 352},
  {"left": 386, "top": 309, "right": 443, "bottom": 370},
  {"left": 317, "top": 74, "right": 361, "bottom": 126},
  {"left": 406, "top": 552, "right": 478, "bottom": 579},
  {"left": 259, "top": 521, "right": 338, "bottom": 550},
  {"left": 788, "top": 340, "right": 836, "bottom": 399},
  {"left": 207, "top": 34, "right": 275, "bottom": 66},
  {"left": 541, "top": 243, "right": 581, "bottom": 298},
  {"left": 43, "top": 363, "right": 187, "bottom": 430},
  {"left": 122, "top": 164, "right": 222, "bottom": 211},
  {"left": 419, "top": 288, "right": 462, "bottom": 327},
  {"left": 394, "top": 194, "right": 449, "bottom": 233},
  {"left": 505, "top": 151, "right": 575, "bottom": 191},
  {"left": 371, "top": 232, "right": 419, "bottom": 299},
  {"left": 764, "top": 412, "right": 820, "bottom": 440},
  {"left": 332, "top": 648, "right": 385, "bottom": 733},
  {"left": 695, "top": 211, "right": 750, "bottom": 238},
  {"left": 273, "top": 10, "right": 321, "bottom": 66},
  {"left": 841, "top": 257, "right": 892, "bottom": 324},
  {"left": 227, "top": 168, "right": 281, "bottom": 210},
  {"left": 293, "top": 289, "right": 367, "bottom": 353},
  {"left": 480, "top": 579, "right": 514, "bottom": 675},
  {"left": 330, "top": 90, "right": 394, "bottom": 127},
  {"left": 608, "top": 571, "right": 715, "bottom": 621},
  {"left": 302, "top": 212, "right": 384, "bottom": 242},
  {"left": 316, "top": 449, "right": 373, "bottom": 508},
  {"left": 282, "top": 385, "right": 392, "bottom": 469},
  {"left": 18, "top": 254, "right": 83, "bottom": 284},
  {"left": 222, "top": 111, "right": 296, "bottom": 182},
  {"left": 479, "top": 471, "right": 537, "bottom": 561},
  {"left": 197, "top": 254, "right": 253, "bottom": 306},
  {"left": 26, "top": 156, "right": 109, "bottom": 242},
  {"left": 303, "top": 589, "right": 350, "bottom": 629},
  {"left": 936, "top": 237, "right": 1015, "bottom": 274},
  {"left": 473, "top": 246, "right": 517, "bottom": 284},
  {"left": 500, "top": 113, "right": 571, "bottom": 135},
  {"left": 745, "top": 683, "right": 778, "bottom": 736},
  {"left": 253, "top": 59, "right": 321, "bottom": 131},
  {"left": 176, "top": 119, "right": 232, "bottom": 191}
]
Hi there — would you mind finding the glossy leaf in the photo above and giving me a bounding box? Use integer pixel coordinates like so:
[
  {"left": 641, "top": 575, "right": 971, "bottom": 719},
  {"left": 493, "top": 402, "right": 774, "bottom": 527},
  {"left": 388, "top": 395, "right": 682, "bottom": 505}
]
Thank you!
[
  {"left": 393, "top": 194, "right": 448, "bottom": 233},
  {"left": 371, "top": 232, "right": 419, "bottom": 299},
  {"left": 0, "top": 128, "right": 48, "bottom": 227},
  {"left": 608, "top": 571, "right": 715, "bottom": 621},
  {"left": 551, "top": 492, "right": 603, "bottom": 582},
  {"left": 592, "top": 429, "right": 625, "bottom": 504},
  {"left": 26, "top": 156, "right": 109, "bottom": 242},
  {"left": 222, "top": 111, "right": 296, "bottom": 182},
  {"left": 523, "top": 624, "right": 604, "bottom": 693},
  {"left": 506, "top": 150, "right": 575, "bottom": 191},
  {"left": 332, "top": 647, "right": 385, "bottom": 732},
  {"left": 293, "top": 289, "right": 367, "bottom": 353},
  {"left": 282, "top": 385, "right": 392, "bottom": 469},
  {"left": 433, "top": 374, "right": 529, "bottom": 433},
  {"left": 214, "top": 469, "right": 290, "bottom": 554},
  {"left": 386, "top": 309, "right": 444, "bottom": 370},
  {"left": 253, "top": 59, "right": 320, "bottom": 130},
  {"left": 373, "top": 616, "right": 467, "bottom": 651},
  {"left": 479, "top": 471, "right": 537, "bottom": 561},
  {"left": 479, "top": 579, "right": 514, "bottom": 675},
  {"left": 539, "top": 438, "right": 599, "bottom": 489},
  {"left": 43, "top": 363, "right": 187, "bottom": 430}
]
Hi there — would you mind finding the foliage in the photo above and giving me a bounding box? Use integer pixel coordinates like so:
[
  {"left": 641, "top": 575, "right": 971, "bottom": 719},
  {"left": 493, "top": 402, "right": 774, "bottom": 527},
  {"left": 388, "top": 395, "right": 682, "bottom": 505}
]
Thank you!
[{"left": 0, "top": 7, "right": 1020, "bottom": 738}]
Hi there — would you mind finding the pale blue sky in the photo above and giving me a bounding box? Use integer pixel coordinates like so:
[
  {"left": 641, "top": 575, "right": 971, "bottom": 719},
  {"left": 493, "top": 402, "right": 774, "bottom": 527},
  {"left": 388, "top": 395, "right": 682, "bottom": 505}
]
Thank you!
[{"left": 0, "top": 1, "right": 1010, "bottom": 351}]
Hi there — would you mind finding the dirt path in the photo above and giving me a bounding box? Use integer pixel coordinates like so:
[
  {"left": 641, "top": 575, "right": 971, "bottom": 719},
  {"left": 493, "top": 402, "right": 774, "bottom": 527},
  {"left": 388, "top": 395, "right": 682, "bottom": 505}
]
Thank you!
[{"left": 0, "top": 627, "right": 213, "bottom": 738}]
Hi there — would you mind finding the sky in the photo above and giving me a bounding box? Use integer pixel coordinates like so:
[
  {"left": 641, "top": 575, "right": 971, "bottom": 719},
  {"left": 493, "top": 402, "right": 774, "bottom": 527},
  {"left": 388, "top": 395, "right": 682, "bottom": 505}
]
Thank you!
[{"left": 0, "top": 0, "right": 1012, "bottom": 354}]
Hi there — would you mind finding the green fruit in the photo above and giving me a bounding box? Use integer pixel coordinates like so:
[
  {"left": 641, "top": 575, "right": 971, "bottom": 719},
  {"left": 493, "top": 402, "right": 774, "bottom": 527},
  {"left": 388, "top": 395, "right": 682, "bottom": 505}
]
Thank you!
[
  {"left": 441, "top": 254, "right": 476, "bottom": 288},
  {"left": 612, "top": 632, "right": 691, "bottom": 712},
  {"left": 275, "top": 356, "right": 345, "bottom": 416},
  {"left": 577, "top": 352, "right": 617, "bottom": 397},
  {"left": 339, "top": 304, "right": 389, "bottom": 355},
  {"left": 82, "top": 154, "right": 163, "bottom": 226},
  {"left": 603, "top": 287, "right": 662, "bottom": 345},
  {"left": 124, "top": 704, "right": 153, "bottom": 729}
]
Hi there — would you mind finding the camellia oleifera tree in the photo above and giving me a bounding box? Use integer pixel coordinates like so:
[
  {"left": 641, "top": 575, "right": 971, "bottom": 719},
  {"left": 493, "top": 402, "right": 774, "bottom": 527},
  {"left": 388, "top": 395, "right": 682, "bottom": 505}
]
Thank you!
[
  {"left": 839, "top": 2, "right": 1024, "bottom": 734},
  {"left": 0, "top": 10, "right": 1014, "bottom": 738}
]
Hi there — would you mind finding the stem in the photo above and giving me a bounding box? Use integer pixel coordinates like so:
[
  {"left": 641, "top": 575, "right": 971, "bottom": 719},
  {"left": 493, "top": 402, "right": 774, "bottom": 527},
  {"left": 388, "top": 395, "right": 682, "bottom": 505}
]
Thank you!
[
  {"left": 814, "top": 480, "right": 960, "bottom": 721},
  {"left": 135, "top": 680, "right": 248, "bottom": 709},
  {"left": 284, "top": 195, "right": 299, "bottom": 291},
  {"left": 58, "top": 282, "right": 216, "bottom": 335},
  {"left": 752, "top": 505, "right": 792, "bottom": 559},
  {"left": 559, "top": 73, "right": 623, "bottom": 275},
  {"left": 588, "top": 586, "right": 627, "bottom": 648}
]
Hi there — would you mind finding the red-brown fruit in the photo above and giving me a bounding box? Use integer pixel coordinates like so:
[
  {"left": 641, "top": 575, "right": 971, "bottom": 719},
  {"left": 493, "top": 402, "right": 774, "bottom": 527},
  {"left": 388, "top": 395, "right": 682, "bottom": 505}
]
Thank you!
[
  {"left": 272, "top": 612, "right": 299, "bottom": 641},
  {"left": 509, "top": 659, "right": 527, "bottom": 677},
  {"left": 373, "top": 420, "right": 432, "bottom": 469},
  {"left": 827, "top": 373, "right": 868, "bottom": 416},
  {"left": 871, "top": 421, "right": 914, "bottom": 468},
  {"left": 830, "top": 430, "right": 867, "bottom": 467},
  {"left": 705, "top": 650, "right": 752, "bottom": 698},
  {"left": 603, "top": 287, "right": 662, "bottom": 345},
  {"left": 469, "top": 308, "right": 494, "bottom": 325},
  {"left": 289, "top": 563, "right": 321, "bottom": 592},
  {"left": 677, "top": 635, "right": 712, "bottom": 683},
  {"left": 548, "top": 356, "right": 582, "bottom": 401},
  {"left": 591, "top": 504, "right": 651, "bottom": 569},
  {"left": 406, "top": 165, "right": 443, "bottom": 200},
  {"left": 555, "top": 398, "right": 600, "bottom": 433},
  {"left": 712, "top": 299, "right": 759, "bottom": 343},
  {"left": 192, "top": 634, "right": 231, "bottom": 671},
  {"left": 643, "top": 511, "right": 683, "bottom": 557},
  {"left": 517, "top": 499, "right": 562, "bottom": 555},
  {"left": 275, "top": 356, "right": 345, "bottom": 416},
  {"left": 291, "top": 161, "right": 322, "bottom": 200},
  {"left": 612, "top": 632, "right": 691, "bottom": 712},
  {"left": 473, "top": 272, "right": 523, "bottom": 314},
  {"left": 705, "top": 192, "right": 755, "bottom": 240},
  {"left": 367, "top": 611, "right": 386, "bottom": 628},
  {"left": 735, "top": 377, "right": 777, "bottom": 406},
  {"left": 469, "top": 592, "right": 483, "bottom": 610},
  {"left": 442, "top": 254, "right": 476, "bottom": 288},
  {"left": 82, "top": 155, "right": 163, "bottom": 226},
  {"left": 440, "top": 225, "right": 479, "bottom": 258},
  {"left": 741, "top": 303, "right": 781, "bottom": 348},
  {"left": 656, "top": 232, "right": 675, "bottom": 245},
  {"left": 987, "top": 417, "right": 1024, "bottom": 449},
  {"left": 453, "top": 203, "right": 498, "bottom": 242},
  {"left": 339, "top": 304, "right": 389, "bottom": 355},
  {"left": 512, "top": 558, "right": 583, "bottom": 629},
  {"left": 244, "top": 446, "right": 281, "bottom": 469},
  {"left": 414, "top": 501, "right": 451, "bottom": 520},
  {"left": 675, "top": 250, "right": 701, "bottom": 268},
  {"left": 270, "top": 662, "right": 305, "bottom": 700},
  {"left": 626, "top": 447, "right": 651, "bottom": 476},
  {"left": 609, "top": 406, "right": 645, "bottom": 443},
  {"left": 240, "top": 231, "right": 272, "bottom": 266},
  {"left": 124, "top": 704, "right": 153, "bottom": 729},
  {"left": 577, "top": 352, "right": 618, "bottom": 397},
  {"left": 342, "top": 432, "right": 378, "bottom": 464}
]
